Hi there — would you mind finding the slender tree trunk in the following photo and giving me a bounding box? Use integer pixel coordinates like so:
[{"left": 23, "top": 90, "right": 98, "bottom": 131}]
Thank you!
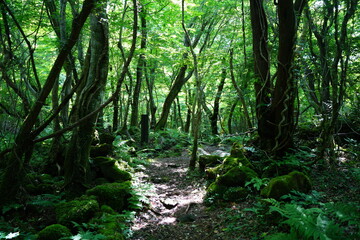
[
  {"left": 210, "top": 68, "right": 226, "bottom": 135},
  {"left": 130, "top": 7, "right": 147, "bottom": 127},
  {"left": 229, "top": 49, "right": 252, "bottom": 129},
  {"left": 228, "top": 99, "right": 239, "bottom": 134},
  {"left": 145, "top": 63, "right": 157, "bottom": 128}
]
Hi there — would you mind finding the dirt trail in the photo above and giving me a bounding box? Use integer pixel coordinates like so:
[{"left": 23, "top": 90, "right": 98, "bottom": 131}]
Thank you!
[{"left": 130, "top": 147, "right": 229, "bottom": 240}]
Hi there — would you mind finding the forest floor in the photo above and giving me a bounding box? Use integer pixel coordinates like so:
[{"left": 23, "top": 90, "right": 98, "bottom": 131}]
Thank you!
[
  {"left": 129, "top": 145, "right": 262, "bottom": 240},
  {"left": 128, "top": 143, "right": 360, "bottom": 240}
]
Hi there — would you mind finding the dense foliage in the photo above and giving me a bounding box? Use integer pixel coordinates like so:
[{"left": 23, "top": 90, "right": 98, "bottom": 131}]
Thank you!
[{"left": 0, "top": 0, "right": 359, "bottom": 239}]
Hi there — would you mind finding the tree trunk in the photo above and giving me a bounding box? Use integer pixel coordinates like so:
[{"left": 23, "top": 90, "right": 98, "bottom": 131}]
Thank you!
[
  {"left": 229, "top": 49, "right": 252, "bottom": 129},
  {"left": 130, "top": 8, "right": 147, "bottom": 127},
  {"left": 0, "top": 0, "right": 95, "bottom": 205},
  {"left": 64, "top": 0, "right": 109, "bottom": 190},
  {"left": 210, "top": 68, "right": 226, "bottom": 135},
  {"left": 249, "top": 0, "right": 272, "bottom": 149},
  {"left": 250, "top": 0, "right": 306, "bottom": 154}
]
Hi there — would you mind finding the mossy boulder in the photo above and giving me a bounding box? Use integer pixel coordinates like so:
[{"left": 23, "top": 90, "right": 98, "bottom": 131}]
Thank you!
[
  {"left": 230, "top": 142, "right": 246, "bottom": 158},
  {"left": 90, "top": 143, "right": 114, "bottom": 158},
  {"left": 87, "top": 205, "right": 125, "bottom": 240},
  {"left": 206, "top": 156, "right": 254, "bottom": 180},
  {"left": 206, "top": 182, "right": 228, "bottom": 199},
  {"left": 94, "top": 157, "right": 132, "bottom": 182},
  {"left": 86, "top": 181, "right": 132, "bottom": 212},
  {"left": 100, "top": 221, "right": 126, "bottom": 240},
  {"left": 217, "top": 166, "right": 258, "bottom": 187},
  {"left": 261, "top": 171, "right": 312, "bottom": 200},
  {"left": 199, "top": 155, "right": 223, "bottom": 172},
  {"left": 37, "top": 224, "right": 72, "bottom": 240},
  {"left": 223, "top": 187, "right": 248, "bottom": 202},
  {"left": 55, "top": 197, "right": 99, "bottom": 227},
  {"left": 206, "top": 183, "right": 249, "bottom": 202},
  {"left": 24, "top": 173, "right": 55, "bottom": 194}
]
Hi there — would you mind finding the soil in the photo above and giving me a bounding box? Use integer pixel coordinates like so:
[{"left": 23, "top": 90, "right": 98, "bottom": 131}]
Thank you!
[{"left": 129, "top": 145, "right": 251, "bottom": 240}]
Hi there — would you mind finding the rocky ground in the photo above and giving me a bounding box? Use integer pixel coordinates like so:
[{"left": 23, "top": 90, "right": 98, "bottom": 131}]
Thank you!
[{"left": 129, "top": 145, "right": 248, "bottom": 240}]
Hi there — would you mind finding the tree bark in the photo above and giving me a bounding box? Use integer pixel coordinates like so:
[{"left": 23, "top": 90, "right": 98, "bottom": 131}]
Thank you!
[
  {"left": 250, "top": 0, "right": 306, "bottom": 153},
  {"left": 0, "top": 0, "right": 96, "bottom": 204},
  {"left": 64, "top": 0, "right": 109, "bottom": 190},
  {"left": 210, "top": 68, "right": 226, "bottom": 135},
  {"left": 130, "top": 7, "right": 147, "bottom": 127},
  {"left": 249, "top": 0, "right": 272, "bottom": 149}
]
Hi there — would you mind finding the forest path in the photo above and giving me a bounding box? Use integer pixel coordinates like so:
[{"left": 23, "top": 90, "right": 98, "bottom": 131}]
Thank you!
[{"left": 130, "top": 145, "right": 231, "bottom": 240}]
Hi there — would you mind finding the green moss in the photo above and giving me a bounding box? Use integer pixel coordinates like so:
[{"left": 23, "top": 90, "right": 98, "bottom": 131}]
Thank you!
[
  {"left": 288, "top": 171, "right": 312, "bottom": 193},
  {"left": 100, "top": 221, "right": 125, "bottom": 240},
  {"left": 205, "top": 156, "right": 254, "bottom": 180},
  {"left": 55, "top": 198, "right": 99, "bottom": 227},
  {"left": 90, "top": 143, "right": 113, "bottom": 158},
  {"left": 217, "top": 166, "right": 258, "bottom": 187},
  {"left": 24, "top": 183, "right": 53, "bottom": 195},
  {"left": 94, "top": 157, "right": 132, "bottom": 182},
  {"left": 199, "top": 155, "right": 223, "bottom": 171},
  {"left": 230, "top": 142, "right": 246, "bottom": 158},
  {"left": 206, "top": 182, "right": 228, "bottom": 199},
  {"left": 86, "top": 181, "right": 132, "bottom": 212},
  {"left": 261, "top": 171, "right": 312, "bottom": 200},
  {"left": 38, "top": 224, "right": 71, "bottom": 240},
  {"left": 205, "top": 165, "right": 222, "bottom": 180},
  {"left": 101, "top": 204, "right": 117, "bottom": 214},
  {"left": 223, "top": 187, "right": 248, "bottom": 202}
]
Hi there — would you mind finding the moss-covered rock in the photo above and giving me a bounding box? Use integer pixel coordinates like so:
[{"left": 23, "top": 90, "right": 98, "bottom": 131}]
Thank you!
[
  {"left": 230, "top": 142, "right": 246, "bottom": 158},
  {"left": 55, "top": 197, "right": 99, "bottom": 227},
  {"left": 90, "top": 143, "right": 114, "bottom": 158},
  {"left": 223, "top": 187, "right": 248, "bottom": 202},
  {"left": 217, "top": 166, "right": 258, "bottom": 187},
  {"left": 260, "top": 171, "right": 312, "bottom": 200},
  {"left": 206, "top": 182, "right": 228, "bottom": 199},
  {"left": 24, "top": 173, "right": 56, "bottom": 194},
  {"left": 206, "top": 157, "right": 237, "bottom": 179},
  {"left": 100, "top": 221, "right": 126, "bottom": 240},
  {"left": 86, "top": 181, "right": 132, "bottom": 212},
  {"left": 199, "top": 155, "right": 223, "bottom": 172},
  {"left": 94, "top": 157, "right": 132, "bottom": 182},
  {"left": 37, "top": 224, "right": 72, "bottom": 240}
]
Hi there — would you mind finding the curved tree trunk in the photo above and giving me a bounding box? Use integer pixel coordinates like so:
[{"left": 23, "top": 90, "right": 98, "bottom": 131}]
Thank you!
[
  {"left": 0, "top": 0, "right": 95, "bottom": 205},
  {"left": 64, "top": 0, "right": 109, "bottom": 190}
]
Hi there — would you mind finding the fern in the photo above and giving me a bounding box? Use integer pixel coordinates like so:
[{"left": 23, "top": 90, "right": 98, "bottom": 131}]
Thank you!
[
  {"left": 245, "top": 177, "right": 269, "bottom": 191},
  {"left": 325, "top": 202, "right": 360, "bottom": 226},
  {"left": 270, "top": 204, "right": 344, "bottom": 240},
  {"left": 280, "top": 190, "right": 324, "bottom": 207}
]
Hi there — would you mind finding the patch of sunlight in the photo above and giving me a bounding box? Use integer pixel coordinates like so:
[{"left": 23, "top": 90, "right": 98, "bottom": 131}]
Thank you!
[{"left": 159, "top": 217, "right": 177, "bottom": 225}]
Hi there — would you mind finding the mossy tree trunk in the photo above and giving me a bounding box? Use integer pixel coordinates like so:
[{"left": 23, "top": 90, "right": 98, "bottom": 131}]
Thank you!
[
  {"left": 0, "top": 0, "right": 95, "bottom": 205},
  {"left": 64, "top": 0, "right": 109, "bottom": 190}
]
